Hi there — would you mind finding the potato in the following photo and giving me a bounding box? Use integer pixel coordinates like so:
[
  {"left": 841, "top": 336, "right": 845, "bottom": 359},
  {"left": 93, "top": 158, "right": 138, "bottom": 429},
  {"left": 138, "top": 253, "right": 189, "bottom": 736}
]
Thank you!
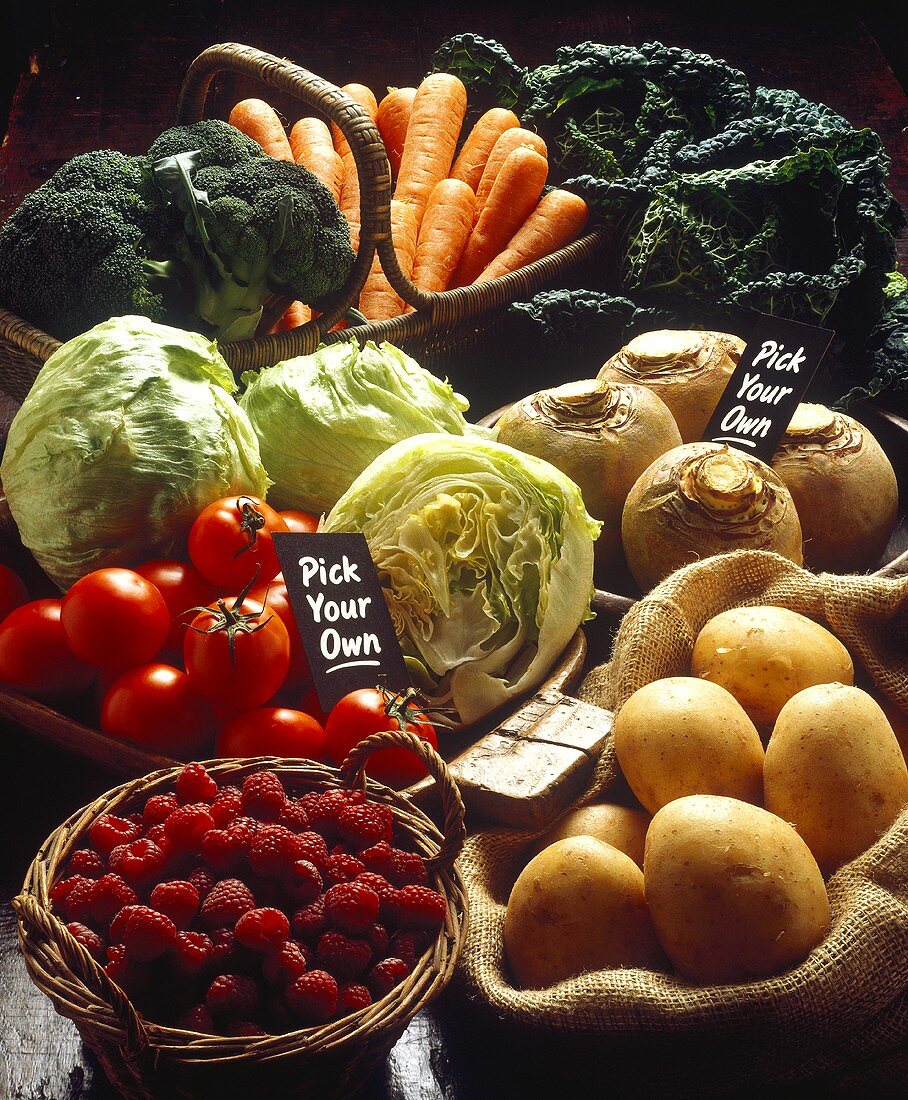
[
  {"left": 533, "top": 803, "right": 651, "bottom": 867},
  {"left": 504, "top": 836, "right": 666, "bottom": 988},
  {"left": 764, "top": 683, "right": 908, "bottom": 875},
  {"left": 612, "top": 676, "right": 764, "bottom": 814},
  {"left": 691, "top": 604, "right": 854, "bottom": 734},
  {"left": 644, "top": 795, "right": 830, "bottom": 983}
]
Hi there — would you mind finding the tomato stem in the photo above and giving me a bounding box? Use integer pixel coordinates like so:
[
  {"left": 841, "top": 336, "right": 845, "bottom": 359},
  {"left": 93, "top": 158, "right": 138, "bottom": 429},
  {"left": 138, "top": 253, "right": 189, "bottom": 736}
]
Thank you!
[
  {"left": 185, "top": 568, "right": 273, "bottom": 668},
  {"left": 232, "top": 496, "right": 267, "bottom": 559}
]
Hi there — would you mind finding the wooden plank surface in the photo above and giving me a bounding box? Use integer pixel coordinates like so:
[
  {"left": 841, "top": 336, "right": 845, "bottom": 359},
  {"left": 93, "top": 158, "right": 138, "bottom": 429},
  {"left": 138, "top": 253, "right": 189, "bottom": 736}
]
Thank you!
[{"left": 1, "top": 5, "right": 907, "bottom": 1099}]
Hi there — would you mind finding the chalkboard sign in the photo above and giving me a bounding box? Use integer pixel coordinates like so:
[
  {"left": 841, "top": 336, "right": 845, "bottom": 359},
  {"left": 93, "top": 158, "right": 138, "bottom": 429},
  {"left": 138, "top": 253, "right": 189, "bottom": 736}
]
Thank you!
[
  {"left": 273, "top": 532, "right": 411, "bottom": 712},
  {"left": 703, "top": 314, "right": 834, "bottom": 462}
]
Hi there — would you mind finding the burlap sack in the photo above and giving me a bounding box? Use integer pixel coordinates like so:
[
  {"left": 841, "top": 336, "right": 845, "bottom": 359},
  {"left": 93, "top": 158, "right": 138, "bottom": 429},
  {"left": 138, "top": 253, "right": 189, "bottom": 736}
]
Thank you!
[{"left": 457, "top": 550, "right": 908, "bottom": 1096}]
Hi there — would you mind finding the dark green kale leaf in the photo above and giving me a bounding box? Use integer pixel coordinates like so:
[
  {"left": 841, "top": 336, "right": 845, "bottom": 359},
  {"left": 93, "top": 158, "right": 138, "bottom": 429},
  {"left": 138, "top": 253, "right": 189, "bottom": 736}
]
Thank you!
[{"left": 429, "top": 34, "right": 530, "bottom": 125}]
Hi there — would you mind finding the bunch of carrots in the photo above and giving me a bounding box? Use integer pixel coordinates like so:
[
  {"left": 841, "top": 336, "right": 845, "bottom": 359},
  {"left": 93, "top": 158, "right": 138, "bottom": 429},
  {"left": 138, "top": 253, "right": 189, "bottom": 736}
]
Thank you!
[{"left": 228, "top": 72, "right": 589, "bottom": 328}]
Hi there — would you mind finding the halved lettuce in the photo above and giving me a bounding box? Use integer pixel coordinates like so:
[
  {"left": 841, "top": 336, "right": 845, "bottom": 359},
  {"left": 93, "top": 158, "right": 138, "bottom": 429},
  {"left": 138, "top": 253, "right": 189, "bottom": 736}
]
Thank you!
[{"left": 324, "top": 433, "right": 600, "bottom": 724}]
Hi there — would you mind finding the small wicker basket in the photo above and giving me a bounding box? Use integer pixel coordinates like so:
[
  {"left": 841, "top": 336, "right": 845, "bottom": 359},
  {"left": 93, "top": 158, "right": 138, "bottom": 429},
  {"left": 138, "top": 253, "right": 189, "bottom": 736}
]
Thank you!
[
  {"left": 12, "top": 730, "right": 468, "bottom": 1100},
  {"left": 0, "top": 40, "right": 609, "bottom": 406}
]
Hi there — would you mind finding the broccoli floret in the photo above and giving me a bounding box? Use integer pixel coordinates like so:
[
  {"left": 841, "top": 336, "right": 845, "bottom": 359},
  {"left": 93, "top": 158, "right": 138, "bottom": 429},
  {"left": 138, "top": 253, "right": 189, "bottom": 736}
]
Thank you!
[
  {"left": 148, "top": 118, "right": 263, "bottom": 168},
  {"left": 154, "top": 153, "right": 356, "bottom": 339}
]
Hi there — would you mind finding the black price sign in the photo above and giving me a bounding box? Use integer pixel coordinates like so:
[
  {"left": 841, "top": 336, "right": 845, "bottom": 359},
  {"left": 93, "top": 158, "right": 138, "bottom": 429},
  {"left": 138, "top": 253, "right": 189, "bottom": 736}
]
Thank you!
[
  {"left": 702, "top": 313, "right": 834, "bottom": 462},
  {"left": 273, "top": 532, "right": 410, "bottom": 712}
]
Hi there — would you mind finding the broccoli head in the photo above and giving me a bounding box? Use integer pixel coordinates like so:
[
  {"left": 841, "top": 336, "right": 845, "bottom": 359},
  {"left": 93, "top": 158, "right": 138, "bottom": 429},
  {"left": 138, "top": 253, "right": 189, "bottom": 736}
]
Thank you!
[{"left": 148, "top": 118, "right": 264, "bottom": 168}]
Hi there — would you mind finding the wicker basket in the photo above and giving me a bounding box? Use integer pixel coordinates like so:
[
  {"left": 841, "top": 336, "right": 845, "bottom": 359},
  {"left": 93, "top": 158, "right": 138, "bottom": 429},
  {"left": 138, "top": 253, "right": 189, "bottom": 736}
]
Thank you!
[
  {"left": 0, "top": 40, "right": 609, "bottom": 404},
  {"left": 12, "top": 730, "right": 468, "bottom": 1100}
]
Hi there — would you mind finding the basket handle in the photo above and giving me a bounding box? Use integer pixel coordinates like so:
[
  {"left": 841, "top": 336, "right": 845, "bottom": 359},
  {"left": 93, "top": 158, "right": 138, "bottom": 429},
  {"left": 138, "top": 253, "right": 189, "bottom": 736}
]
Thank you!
[
  {"left": 175, "top": 42, "right": 391, "bottom": 355},
  {"left": 338, "top": 729, "right": 467, "bottom": 875},
  {"left": 12, "top": 892, "right": 151, "bottom": 1060}
]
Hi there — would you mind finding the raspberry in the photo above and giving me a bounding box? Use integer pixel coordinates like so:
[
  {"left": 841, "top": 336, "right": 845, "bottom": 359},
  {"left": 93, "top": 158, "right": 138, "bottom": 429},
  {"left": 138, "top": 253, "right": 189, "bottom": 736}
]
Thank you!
[
  {"left": 104, "top": 943, "right": 130, "bottom": 986},
  {"left": 316, "top": 931, "right": 372, "bottom": 980},
  {"left": 248, "top": 825, "right": 299, "bottom": 877},
  {"left": 177, "top": 1004, "right": 216, "bottom": 1033},
  {"left": 240, "top": 771, "right": 287, "bottom": 821},
  {"left": 150, "top": 880, "right": 200, "bottom": 929},
  {"left": 305, "top": 788, "right": 361, "bottom": 838},
  {"left": 206, "top": 973, "right": 260, "bottom": 1017},
  {"left": 66, "top": 921, "right": 105, "bottom": 961},
  {"left": 383, "top": 885, "right": 446, "bottom": 932},
  {"left": 90, "top": 874, "right": 139, "bottom": 927},
  {"left": 188, "top": 866, "right": 216, "bottom": 901},
  {"left": 262, "top": 940, "right": 308, "bottom": 986},
  {"left": 338, "top": 982, "right": 373, "bottom": 1013},
  {"left": 389, "top": 930, "right": 429, "bottom": 967},
  {"left": 143, "top": 793, "right": 179, "bottom": 826},
  {"left": 366, "top": 957, "right": 410, "bottom": 999},
  {"left": 121, "top": 905, "right": 177, "bottom": 961},
  {"left": 286, "top": 859, "right": 323, "bottom": 906},
  {"left": 356, "top": 872, "right": 393, "bottom": 897},
  {"left": 285, "top": 970, "right": 337, "bottom": 1022},
  {"left": 209, "top": 927, "right": 237, "bottom": 969},
  {"left": 145, "top": 823, "right": 167, "bottom": 846},
  {"left": 68, "top": 849, "right": 106, "bottom": 879},
  {"left": 291, "top": 898, "right": 328, "bottom": 943},
  {"left": 164, "top": 803, "right": 216, "bottom": 850},
  {"left": 89, "top": 814, "right": 142, "bottom": 855},
  {"left": 324, "top": 881, "right": 380, "bottom": 935},
  {"left": 294, "top": 831, "right": 329, "bottom": 871},
  {"left": 108, "top": 838, "right": 166, "bottom": 887},
  {"left": 224, "top": 1020, "right": 267, "bottom": 1037},
  {"left": 235, "top": 907, "right": 290, "bottom": 953},
  {"left": 200, "top": 828, "right": 245, "bottom": 873},
  {"left": 364, "top": 922, "right": 389, "bottom": 957},
  {"left": 324, "top": 852, "right": 366, "bottom": 886},
  {"left": 279, "top": 797, "right": 310, "bottom": 832},
  {"left": 390, "top": 849, "right": 429, "bottom": 888},
  {"left": 50, "top": 874, "right": 92, "bottom": 917},
  {"left": 358, "top": 841, "right": 398, "bottom": 880},
  {"left": 109, "top": 904, "right": 146, "bottom": 945},
  {"left": 210, "top": 786, "right": 243, "bottom": 828},
  {"left": 175, "top": 762, "right": 218, "bottom": 804},
  {"left": 338, "top": 803, "right": 394, "bottom": 851},
  {"left": 200, "top": 878, "right": 257, "bottom": 929},
  {"left": 172, "top": 930, "right": 214, "bottom": 976}
]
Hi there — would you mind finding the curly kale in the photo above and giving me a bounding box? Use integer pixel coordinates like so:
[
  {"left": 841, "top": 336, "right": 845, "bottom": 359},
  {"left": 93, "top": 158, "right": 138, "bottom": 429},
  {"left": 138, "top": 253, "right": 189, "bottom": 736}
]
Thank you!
[{"left": 429, "top": 34, "right": 529, "bottom": 124}]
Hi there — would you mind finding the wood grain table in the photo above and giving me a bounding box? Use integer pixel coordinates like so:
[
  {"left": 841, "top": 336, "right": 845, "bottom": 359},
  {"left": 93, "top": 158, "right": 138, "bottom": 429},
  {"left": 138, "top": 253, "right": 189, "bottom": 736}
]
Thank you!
[{"left": 1, "top": 4, "right": 906, "bottom": 1098}]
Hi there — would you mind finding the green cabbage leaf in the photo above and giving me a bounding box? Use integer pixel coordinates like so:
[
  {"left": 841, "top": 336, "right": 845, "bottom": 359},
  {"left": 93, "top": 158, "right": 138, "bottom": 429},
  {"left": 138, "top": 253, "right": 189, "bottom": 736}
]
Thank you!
[
  {"left": 1, "top": 315, "right": 269, "bottom": 588},
  {"left": 324, "top": 434, "right": 599, "bottom": 725}
]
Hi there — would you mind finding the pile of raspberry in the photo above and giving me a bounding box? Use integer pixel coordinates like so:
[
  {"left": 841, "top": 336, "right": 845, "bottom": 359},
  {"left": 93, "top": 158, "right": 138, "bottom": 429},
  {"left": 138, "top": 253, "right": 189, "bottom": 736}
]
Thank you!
[{"left": 49, "top": 763, "right": 448, "bottom": 1035}]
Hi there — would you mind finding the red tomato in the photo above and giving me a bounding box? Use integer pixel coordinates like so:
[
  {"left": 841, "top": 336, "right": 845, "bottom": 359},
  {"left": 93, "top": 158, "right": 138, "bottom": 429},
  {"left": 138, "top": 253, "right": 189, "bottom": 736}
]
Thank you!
[
  {"left": 216, "top": 707, "right": 328, "bottom": 760},
  {"left": 279, "top": 509, "right": 319, "bottom": 534},
  {"left": 101, "top": 663, "right": 217, "bottom": 757},
  {"left": 61, "top": 568, "right": 170, "bottom": 672},
  {"left": 0, "top": 599, "right": 95, "bottom": 699},
  {"left": 183, "top": 596, "right": 290, "bottom": 709},
  {"left": 188, "top": 495, "right": 289, "bottom": 590},
  {"left": 249, "top": 575, "right": 310, "bottom": 687},
  {"left": 324, "top": 687, "right": 439, "bottom": 787},
  {"left": 0, "top": 563, "right": 28, "bottom": 624},
  {"left": 135, "top": 559, "right": 217, "bottom": 650}
]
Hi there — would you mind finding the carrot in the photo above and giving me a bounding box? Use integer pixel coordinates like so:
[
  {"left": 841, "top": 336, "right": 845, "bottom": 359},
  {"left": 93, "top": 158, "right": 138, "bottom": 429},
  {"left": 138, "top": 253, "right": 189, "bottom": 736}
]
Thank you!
[
  {"left": 357, "top": 199, "right": 420, "bottom": 321},
  {"left": 474, "top": 189, "right": 590, "bottom": 282},
  {"left": 270, "top": 301, "right": 313, "bottom": 333},
  {"left": 452, "top": 147, "right": 550, "bottom": 288},
  {"left": 450, "top": 107, "right": 521, "bottom": 192},
  {"left": 228, "top": 99, "right": 294, "bottom": 162},
  {"left": 331, "top": 84, "right": 380, "bottom": 254},
  {"left": 288, "top": 117, "right": 343, "bottom": 203},
  {"left": 474, "top": 127, "right": 548, "bottom": 215},
  {"left": 393, "top": 73, "right": 467, "bottom": 231},
  {"left": 376, "top": 86, "right": 417, "bottom": 180},
  {"left": 410, "top": 179, "right": 477, "bottom": 294}
]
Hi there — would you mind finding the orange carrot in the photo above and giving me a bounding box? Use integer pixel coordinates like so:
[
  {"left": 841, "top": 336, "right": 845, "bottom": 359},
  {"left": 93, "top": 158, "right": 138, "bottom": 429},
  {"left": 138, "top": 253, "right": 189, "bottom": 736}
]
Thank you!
[
  {"left": 376, "top": 86, "right": 417, "bottom": 180},
  {"left": 228, "top": 99, "right": 294, "bottom": 162},
  {"left": 474, "top": 127, "right": 547, "bottom": 215},
  {"left": 474, "top": 189, "right": 590, "bottom": 282},
  {"left": 331, "top": 84, "right": 380, "bottom": 254},
  {"left": 288, "top": 117, "right": 343, "bottom": 203},
  {"left": 452, "top": 147, "right": 549, "bottom": 288},
  {"left": 411, "top": 179, "right": 477, "bottom": 293},
  {"left": 393, "top": 73, "right": 467, "bottom": 230},
  {"left": 270, "top": 301, "right": 313, "bottom": 332},
  {"left": 450, "top": 107, "right": 521, "bottom": 192},
  {"left": 357, "top": 199, "right": 420, "bottom": 321}
]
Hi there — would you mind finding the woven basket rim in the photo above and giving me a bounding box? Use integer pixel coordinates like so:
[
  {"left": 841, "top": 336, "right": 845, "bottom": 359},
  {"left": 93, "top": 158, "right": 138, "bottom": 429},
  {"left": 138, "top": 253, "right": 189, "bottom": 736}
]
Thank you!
[{"left": 15, "top": 746, "right": 469, "bottom": 1066}]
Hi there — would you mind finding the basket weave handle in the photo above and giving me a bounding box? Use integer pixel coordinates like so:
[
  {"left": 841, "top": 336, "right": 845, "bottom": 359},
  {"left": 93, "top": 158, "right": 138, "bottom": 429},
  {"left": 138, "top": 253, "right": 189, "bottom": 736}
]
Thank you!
[
  {"left": 12, "top": 892, "right": 151, "bottom": 1059},
  {"left": 339, "top": 729, "right": 467, "bottom": 875}
]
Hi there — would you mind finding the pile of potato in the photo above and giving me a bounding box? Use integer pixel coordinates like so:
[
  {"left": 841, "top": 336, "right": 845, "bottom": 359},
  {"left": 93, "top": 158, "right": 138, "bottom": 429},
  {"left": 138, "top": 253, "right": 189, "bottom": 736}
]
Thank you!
[{"left": 504, "top": 605, "right": 908, "bottom": 988}]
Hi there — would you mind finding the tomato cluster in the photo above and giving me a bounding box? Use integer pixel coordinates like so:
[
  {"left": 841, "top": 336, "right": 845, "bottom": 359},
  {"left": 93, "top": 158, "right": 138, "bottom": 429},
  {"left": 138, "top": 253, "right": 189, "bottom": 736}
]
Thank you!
[{"left": 0, "top": 496, "right": 437, "bottom": 786}]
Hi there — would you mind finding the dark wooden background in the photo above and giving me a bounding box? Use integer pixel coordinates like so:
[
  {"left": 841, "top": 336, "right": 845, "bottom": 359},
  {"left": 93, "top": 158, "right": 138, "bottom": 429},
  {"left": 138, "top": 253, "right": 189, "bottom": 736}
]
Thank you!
[{"left": 1, "top": 4, "right": 907, "bottom": 1098}]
